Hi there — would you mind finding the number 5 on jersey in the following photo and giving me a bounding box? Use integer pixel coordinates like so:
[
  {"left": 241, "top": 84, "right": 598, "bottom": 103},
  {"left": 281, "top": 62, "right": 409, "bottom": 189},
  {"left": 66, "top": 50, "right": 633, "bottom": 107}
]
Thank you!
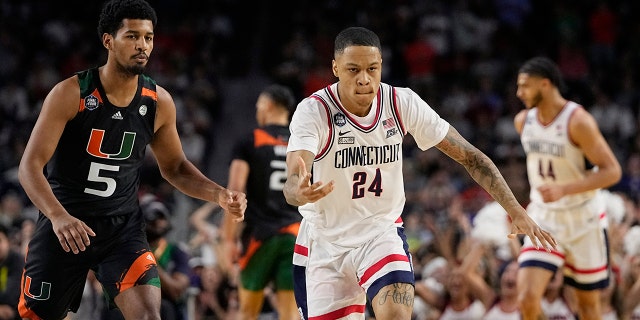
[{"left": 84, "top": 128, "right": 136, "bottom": 197}]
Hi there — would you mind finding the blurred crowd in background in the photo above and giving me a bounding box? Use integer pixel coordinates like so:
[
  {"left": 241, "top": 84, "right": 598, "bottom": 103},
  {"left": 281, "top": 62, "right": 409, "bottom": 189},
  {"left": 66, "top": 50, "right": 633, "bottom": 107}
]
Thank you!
[{"left": 2, "top": 0, "right": 640, "bottom": 319}]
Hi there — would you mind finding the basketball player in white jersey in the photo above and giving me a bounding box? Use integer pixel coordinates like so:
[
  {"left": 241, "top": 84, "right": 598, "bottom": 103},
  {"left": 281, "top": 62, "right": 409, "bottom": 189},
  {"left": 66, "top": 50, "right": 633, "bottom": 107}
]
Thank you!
[
  {"left": 514, "top": 56, "right": 622, "bottom": 320},
  {"left": 283, "top": 27, "right": 556, "bottom": 320}
]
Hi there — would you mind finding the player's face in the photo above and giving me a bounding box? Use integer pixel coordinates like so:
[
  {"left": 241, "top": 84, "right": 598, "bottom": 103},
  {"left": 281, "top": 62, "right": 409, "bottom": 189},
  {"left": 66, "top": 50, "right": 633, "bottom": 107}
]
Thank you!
[
  {"left": 332, "top": 45, "right": 382, "bottom": 115},
  {"left": 516, "top": 73, "right": 544, "bottom": 109},
  {"left": 109, "top": 19, "right": 154, "bottom": 75},
  {"left": 255, "top": 93, "right": 270, "bottom": 127}
]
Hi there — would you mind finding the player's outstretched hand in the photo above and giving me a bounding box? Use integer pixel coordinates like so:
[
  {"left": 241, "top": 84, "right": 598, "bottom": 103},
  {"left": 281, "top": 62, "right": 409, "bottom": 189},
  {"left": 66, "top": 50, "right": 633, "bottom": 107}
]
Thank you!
[
  {"left": 219, "top": 189, "right": 247, "bottom": 222},
  {"left": 508, "top": 212, "right": 557, "bottom": 252},
  {"left": 294, "top": 156, "right": 334, "bottom": 204},
  {"left": 51, "top": 213, "right": 96, "bottom": 254}
]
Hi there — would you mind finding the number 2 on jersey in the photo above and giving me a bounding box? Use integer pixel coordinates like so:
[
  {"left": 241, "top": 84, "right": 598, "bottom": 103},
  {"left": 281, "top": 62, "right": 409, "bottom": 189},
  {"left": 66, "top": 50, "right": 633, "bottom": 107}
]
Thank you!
[{"left": 352, "top": 168, "right": 383, "bottom": 199}]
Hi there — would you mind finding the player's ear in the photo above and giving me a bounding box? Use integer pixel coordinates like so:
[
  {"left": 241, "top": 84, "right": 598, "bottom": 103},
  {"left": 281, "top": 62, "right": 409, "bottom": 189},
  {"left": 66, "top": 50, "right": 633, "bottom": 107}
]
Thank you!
[
  {"left": 332, "top": 60, "right": 338, "bottom": 77},
  {"left": 102, "top": 33, "right": 113, "bottom": 50}
]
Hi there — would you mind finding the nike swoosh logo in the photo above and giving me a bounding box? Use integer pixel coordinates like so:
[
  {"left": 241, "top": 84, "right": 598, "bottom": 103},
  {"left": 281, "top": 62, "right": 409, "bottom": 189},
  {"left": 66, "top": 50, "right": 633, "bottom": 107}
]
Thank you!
[{"left": 338, "top": 130, "right": 351, "bottom": 136}]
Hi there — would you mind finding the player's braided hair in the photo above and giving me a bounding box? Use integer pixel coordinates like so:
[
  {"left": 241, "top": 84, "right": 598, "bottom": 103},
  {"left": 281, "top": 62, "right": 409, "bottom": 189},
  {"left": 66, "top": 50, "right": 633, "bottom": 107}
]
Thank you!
[{"left": 97, "top": 0, "right": 157, "bottom": 37}]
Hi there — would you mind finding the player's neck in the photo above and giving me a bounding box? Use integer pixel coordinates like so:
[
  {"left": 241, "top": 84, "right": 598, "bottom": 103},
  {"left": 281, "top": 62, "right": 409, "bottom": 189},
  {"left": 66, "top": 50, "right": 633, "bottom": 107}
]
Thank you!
[
  {"left": 265, "top": 113, "right": 289, "bottom": 126},
  {"left": 537, "top": 95, "right": 567, "bottom": 123},
  {"left": 98, "top": 65, "right": 140, "bottom": 107}
]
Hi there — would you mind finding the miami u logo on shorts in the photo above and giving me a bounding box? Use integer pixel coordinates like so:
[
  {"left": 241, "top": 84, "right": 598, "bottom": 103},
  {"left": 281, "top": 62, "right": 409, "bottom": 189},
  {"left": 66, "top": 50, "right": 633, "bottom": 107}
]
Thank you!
[{"left": 23, "top": 276, "right": 51, "bottom": 301}]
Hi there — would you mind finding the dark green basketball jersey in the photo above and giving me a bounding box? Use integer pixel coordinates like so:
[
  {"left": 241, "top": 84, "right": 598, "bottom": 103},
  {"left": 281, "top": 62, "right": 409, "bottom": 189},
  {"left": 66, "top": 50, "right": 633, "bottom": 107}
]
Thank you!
[
  {"left": 47, "top": 68, "right": 157, "bottom": 217},
  {"left": 231, "top": 125, "right": 301, "bottom": 241}
]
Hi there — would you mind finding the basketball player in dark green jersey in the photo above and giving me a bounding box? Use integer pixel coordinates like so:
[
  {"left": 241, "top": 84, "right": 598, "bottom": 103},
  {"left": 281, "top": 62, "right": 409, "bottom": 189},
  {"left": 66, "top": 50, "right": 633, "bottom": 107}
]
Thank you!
[
  {"left": 219, "top": 84, "right": 301, "bottom": 320},
  {"left": 16, "top": 0, "right": 246, "bottom": 319}
]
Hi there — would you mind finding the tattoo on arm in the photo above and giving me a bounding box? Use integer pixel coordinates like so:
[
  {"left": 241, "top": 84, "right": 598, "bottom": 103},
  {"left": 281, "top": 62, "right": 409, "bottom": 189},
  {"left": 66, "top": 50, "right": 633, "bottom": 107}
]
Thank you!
[
  {"left": 438, "top": 130, "right": 519, "bottom": 207},
  {"left": 376, "top": 283, "right": 414, "bottom": 307}
]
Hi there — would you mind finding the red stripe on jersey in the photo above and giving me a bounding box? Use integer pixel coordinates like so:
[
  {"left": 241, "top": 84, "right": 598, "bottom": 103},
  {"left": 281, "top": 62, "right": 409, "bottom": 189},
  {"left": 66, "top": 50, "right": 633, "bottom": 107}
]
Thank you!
[
  {"left": 391, "top": 87, "right": 406, "bottom": 134},
  {"left": 520, "top": 247, "right": 565, "bottom": 259},
  {"left": 309, "top": 304, "right": 366, "bottom": 320},
  {"left": 359, "top": 254, "right": 410, "bottom": 285},
  {"left": 294, "top": 244, "right": 308, "bottom": 257},
  {"left": 311, "top": 95, "right": 333, "bottom": 160},
  {"left": 564, "top": 262, "right": 608, "bottom": 275}
]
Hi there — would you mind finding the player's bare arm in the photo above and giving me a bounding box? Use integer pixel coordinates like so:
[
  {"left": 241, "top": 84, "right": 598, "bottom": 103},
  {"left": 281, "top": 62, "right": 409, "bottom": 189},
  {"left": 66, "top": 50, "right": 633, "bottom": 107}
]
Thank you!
[
  {"left": 150, "top": 85, "right": 246, "bottom": 218},
  {"left": 566, "top": 108, "right": 621, "bottom": 193},
  {"left": 513, "top": 109, "right": 527, "bottom": 134},
  {"left": 436, "top": 126, "right": 522, "bottom": 208},
  {"left": 218, "top": 159, "right": 249, "bottom": 272},
  {"left": 18, "top": 76, "right": 96, "bottom": 254},
  {"left": 436, "top": 126, "right": 556, "bottom": 249},
  {"left": 283, "top": 150, "right": 334, "bottom": 206}
]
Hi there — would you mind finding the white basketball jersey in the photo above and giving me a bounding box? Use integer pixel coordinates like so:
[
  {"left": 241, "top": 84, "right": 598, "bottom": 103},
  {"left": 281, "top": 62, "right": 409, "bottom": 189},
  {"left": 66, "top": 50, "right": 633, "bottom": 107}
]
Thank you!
[
  {"left": 288, "top": 83, "right": 449, "bottom": 247},
  {"left": 520, "top": 101, "right": 596, "bottom": 209}
]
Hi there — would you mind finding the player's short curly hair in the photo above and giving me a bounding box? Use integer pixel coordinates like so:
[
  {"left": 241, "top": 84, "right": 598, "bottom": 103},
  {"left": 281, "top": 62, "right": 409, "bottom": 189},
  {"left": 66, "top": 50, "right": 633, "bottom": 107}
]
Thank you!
[
  {"left": 519, "top": 56, "right": 567, "bottom": 93},
  {"left": 334, "top": 27, "right": 381, "bottom": 56},
  {"left": 97, "top": 0, "right": 157, "bottom": 37}
]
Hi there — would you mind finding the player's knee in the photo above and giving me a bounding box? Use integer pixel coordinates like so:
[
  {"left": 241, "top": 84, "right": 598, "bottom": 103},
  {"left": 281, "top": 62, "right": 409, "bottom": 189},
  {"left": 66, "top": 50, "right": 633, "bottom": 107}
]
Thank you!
[{"left": 517, "top": 289, "right": 541, "bottom": 313}]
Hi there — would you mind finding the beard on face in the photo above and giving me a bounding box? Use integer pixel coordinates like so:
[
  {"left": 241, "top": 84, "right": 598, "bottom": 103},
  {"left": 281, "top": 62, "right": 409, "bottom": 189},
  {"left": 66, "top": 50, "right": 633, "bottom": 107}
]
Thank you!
[
  {"left": 530, "top": 91, "right": 543, "bottom": 108},
  {"left": 117, "top": 60, "right": 146, "bottom": 76}
]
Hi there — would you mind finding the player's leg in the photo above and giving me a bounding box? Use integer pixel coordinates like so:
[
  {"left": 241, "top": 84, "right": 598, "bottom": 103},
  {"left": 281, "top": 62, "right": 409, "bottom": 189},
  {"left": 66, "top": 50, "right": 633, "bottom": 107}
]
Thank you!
[
  {"left": 573, "top": 289, "right": 602, "bottom": 320},
  {"left": 517, "top": 203, "right": 564, "bottom": 320},
  {"left": 18, "top": 216, "right": 90, "bottom": 320},
  {"left": 563, "top": 199, "right": 610, "bottom": 320},
  {"left": 565, "top": 216, "right": 610, "bottom": 320},
  {"left": 237, "top": 287, "right": 265, "bottom": 320},
  {"left": 239, "top": 236, "right": 283, "bottom": 319},
  {"left": 96, "top": 214, "right": 161, "bottom": 319},
  {"left": 275, "top": 290, "right": 299, "bottom": 320},
  {"left": 361, "top": 226, "right": 415, "bottom": 320},
  {"left": 370, "top": 282, "right": 414, "bottom": 319},
  {"left": 114, "top": 284, "right": 161, "bottom": 320},
  {"left": 517, "top": 266, "right": 554, "bottom": 320},
  {"left": 272, "top": 233, "right": 300, "bottom": 320}
]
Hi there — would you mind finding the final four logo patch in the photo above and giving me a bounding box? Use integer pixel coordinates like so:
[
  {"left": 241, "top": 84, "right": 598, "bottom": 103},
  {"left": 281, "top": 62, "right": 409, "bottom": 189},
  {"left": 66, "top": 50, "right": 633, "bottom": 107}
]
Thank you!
[
  {"left": 334, "top": 113, "right": 346, "bottom": 127},
  {"left": 84, "top": 94, "right": 100, "bottom": 111}
]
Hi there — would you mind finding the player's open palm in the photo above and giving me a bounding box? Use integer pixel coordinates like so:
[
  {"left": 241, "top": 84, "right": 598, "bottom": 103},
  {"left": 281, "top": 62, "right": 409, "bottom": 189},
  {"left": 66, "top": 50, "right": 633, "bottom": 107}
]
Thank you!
[
  {"left": 295, "top": 156, "right": 334, "bottom": 204},
  {"left": 509, "top": 212, "right": 556, "bottom": 251},
  {"left": 50, "top": 213, "right": 96, "bottom": 254}
]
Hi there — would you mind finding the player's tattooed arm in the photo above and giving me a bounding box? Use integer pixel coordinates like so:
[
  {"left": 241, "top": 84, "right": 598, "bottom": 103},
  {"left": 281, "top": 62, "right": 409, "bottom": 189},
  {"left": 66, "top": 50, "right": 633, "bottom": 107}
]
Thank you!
[
  {"left": 436, "top": 127, "right": 557, "bottom": 250},
  {"left": 284, "top": 151, "right": 334, "bottom": 206},
  {"left": 435, "top": 126, "right": 520, "bottom": 209}
]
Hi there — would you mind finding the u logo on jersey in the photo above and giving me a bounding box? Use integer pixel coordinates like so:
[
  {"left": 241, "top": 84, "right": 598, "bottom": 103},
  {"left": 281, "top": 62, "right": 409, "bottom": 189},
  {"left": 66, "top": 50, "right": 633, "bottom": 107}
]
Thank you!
[
  {"left": 23, "top": 276, "right": 51, "bottom": 301},
  {"left": 86, "top": 128, "right": 136, "bottom": 160}
]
